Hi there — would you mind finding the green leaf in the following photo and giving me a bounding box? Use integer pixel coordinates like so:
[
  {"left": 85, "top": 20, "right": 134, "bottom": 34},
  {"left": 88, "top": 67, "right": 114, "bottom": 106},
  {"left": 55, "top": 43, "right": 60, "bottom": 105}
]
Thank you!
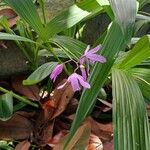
[
  {"left": 117, "top": 36, "right": 150, "bottom": 69},
  {"left": 109, "top": 0, "right": 136, "bottom": 39},
  {"left": 109, "top": 0, "right": 137, "bottom": 29},
  {"left": 38, "top": 48, "right": 68, "bottom": 58},
  {"left": 0, "top": 32, "right": 35, "bottom": 43},
  {"left": 66, "top": 0, "right": 137, "bottom": 145},
  {"left": 53, "top": 123, "right": 91, "bottom": 150},
  {"left": 137, "top": 0, "right": 150, "bottom": 8},
  {"left": 0, "top": 92, "right": 13, "bottom": 121},
  {"left": 23, "top": 62, "right": 58, "bottom": 85},
  {"left": 45, "top": 0, "right": 103, "bottom": 37},
  {"left": 65, "top": 22, "right": 125, "bottom": 147},
  {"left": 50, "top": 35, "right": 87, "bottom": 60},
  {"left": 130, "top": 68, "right": 150, "bottom": 100},
  {"left": 137, "top": 14, "right": 150, "bottom": 22},
  {"left": 4, "top": 0, "right": 46, "bottom": 39},
  {"left": 112, "top": 68, "right": 150, "bottom": 150}
]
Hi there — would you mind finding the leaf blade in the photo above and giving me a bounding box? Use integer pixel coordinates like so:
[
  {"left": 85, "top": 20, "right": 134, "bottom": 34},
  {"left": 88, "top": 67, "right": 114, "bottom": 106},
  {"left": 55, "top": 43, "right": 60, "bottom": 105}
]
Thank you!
[
  {"left": 112, "top": 68, "right": 150, "bottom": 150},
  {"left": 0, "top": 92, "right": 13, "bottom": 121},
  {"left": 23, "top": 62, "right": 58, "bottom": 85}
]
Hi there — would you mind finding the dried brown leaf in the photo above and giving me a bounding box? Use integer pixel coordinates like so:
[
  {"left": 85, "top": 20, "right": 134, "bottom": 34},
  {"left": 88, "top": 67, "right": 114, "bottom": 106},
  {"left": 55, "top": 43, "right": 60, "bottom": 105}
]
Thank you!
[
  {"left": 42, "top": 79, "right": 74, "bottom": 120},
  {"left": 87, "top": 134, "right": 103, "bottom": 150},
  {"left": 0, "top": 112, "right": 33, "bottom": 140},
  {"left": 11, "top": 75, "right": 40, "bottom": 101},
  {"left": 0, "top": 8, "right": 19, "bottom": 30},
  {"left": 53, "top": 122, "right": 91, "bottom": 150},
  {"left": 48, "top": 130, "right": 68, "bottom": 148},
  {"left": 88, "top": 117, "right": 113, "bottom": 142},
  {"left": 103, "top": 140, "right": 113, "bottom": 150},
  {"left": 15, "top": 140, "right": 31, "bottom": 150}
]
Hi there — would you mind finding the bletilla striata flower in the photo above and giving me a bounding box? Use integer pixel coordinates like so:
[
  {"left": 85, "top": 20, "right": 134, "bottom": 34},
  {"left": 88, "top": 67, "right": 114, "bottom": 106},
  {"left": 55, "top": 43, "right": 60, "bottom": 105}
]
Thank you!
[
  {"left": 80, "top": 45, "right": 106, "bottom": 65},
  {"left": 79, "top": 45, "right": 106, "bottom": 80},
  {"left": 50, "top": 64, "right": 63, "bottom": 82},
  {"left": 57, "top": 73, "right": 91, "bottom": 92}
]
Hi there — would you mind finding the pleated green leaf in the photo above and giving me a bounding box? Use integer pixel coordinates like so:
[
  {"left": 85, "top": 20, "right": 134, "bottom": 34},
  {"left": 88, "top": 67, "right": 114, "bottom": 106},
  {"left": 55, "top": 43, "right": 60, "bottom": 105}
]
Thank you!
[
  {"left": 109, "top": 0, "right": 136, "bottom": 35},
  {"left": 112, "top": 68, "right": 150, "bottom": 150},
  {"left": 66, "top": 0, "right": 137, "bottom": 148},
  {"left": 116, "top": 36, "right": 150, "bottom": 69},
  {"left": 50, "top": 36, "right": 86, "bottom": 60},
  {"left": 0, "top": 32, "right": 35, "bottom": 43},
  {"left": 4, "top": 0, "right": 46, "bottom": 39},
  {"left": 137, "top": 0, "right": 150, "bottom": 9},
  {"left": 23, "top": 62, "right": 58, "bottom": 85},
  {"left": 0, "top": 92, "right": 13, "bottom": 121},
  {"left": 130, "top": 68, "right": 150, "bottom": 100},
  {"left": 45, "top": 0, "right": 103, "bottom": 37},
  {"left": 65, "top": 22, "right": 125, "bottom": 148}
]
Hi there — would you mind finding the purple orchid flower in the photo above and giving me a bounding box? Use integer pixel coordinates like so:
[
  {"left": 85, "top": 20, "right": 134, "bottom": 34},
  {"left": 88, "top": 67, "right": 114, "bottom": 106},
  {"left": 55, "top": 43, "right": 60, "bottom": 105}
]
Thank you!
[
  {"left": 57, "top": 73, "right": 91, "bottom": 92},
  {"left": 79, "top": 45, "right": 106, "bottom": 80},
  {"left": 50, "top": 64, "right": 63, "bottom": 82},
  {"left": 80, "top": 45, "right": 106, "bottom": 65},
  {"left": 80, "top": 64, "right": 87, "bottom": 81}
]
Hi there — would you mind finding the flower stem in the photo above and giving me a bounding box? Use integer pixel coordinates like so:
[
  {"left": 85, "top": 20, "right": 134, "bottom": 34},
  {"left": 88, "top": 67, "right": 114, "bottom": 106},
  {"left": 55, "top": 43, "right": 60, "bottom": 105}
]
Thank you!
[
  {"left": 46, "top": 43, "right": 70, "bottom": 75},
  {"left": 0, "top": 86, "right": 39, "bottom": 108},
  {"left": 39, "top": 0, "right": 47, "bottom": 25}
]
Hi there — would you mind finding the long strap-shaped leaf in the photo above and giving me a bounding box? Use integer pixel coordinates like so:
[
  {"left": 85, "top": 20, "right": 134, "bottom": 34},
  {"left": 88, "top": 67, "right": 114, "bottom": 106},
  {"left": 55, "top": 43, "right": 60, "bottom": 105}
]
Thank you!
[
  {"left": 4, "top": 0, "right": 46, "bottom": 39},
  {"left": 50, "top": 35, "right": 87, "bottom": 60},
  {"left": 65, "top": 22, "right": 125, "bottom": 148},
  {"left": 45, "top": 0, "right": 103, "bottom": 37},
  {"left": 65, "top": 0, "right": 137, "bottom": 148},
  {"left": 112, "top": 68, "right": 150, "bottom": 150}
]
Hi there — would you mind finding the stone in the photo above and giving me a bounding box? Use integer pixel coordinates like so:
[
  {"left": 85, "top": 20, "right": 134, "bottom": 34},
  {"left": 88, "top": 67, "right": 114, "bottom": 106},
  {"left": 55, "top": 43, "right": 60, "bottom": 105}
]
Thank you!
[{"left": 0, "top": 42, "right": 30, "bottom": 78}]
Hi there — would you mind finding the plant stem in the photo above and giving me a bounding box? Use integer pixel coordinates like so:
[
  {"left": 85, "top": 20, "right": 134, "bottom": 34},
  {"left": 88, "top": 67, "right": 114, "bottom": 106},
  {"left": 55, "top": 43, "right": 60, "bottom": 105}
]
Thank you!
[
  {"left": 39, "top": 0, "right": 47, "bottom": 24},
  {"left": 0, "top": 86, "right": 39, "bottom": 108},
  {"left": 46, "top": 43, "right": 70, "bottom": 75}
]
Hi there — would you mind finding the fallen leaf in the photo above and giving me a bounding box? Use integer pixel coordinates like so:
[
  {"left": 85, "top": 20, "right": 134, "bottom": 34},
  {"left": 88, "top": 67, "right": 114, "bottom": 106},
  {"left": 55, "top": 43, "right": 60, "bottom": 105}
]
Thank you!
[
  {"left": 0, "top": 112, "right": 33, "bottom": 140},
  {"left": 64, "top": 98, "right": 78, "bottom": 115},
  {"left": 103, "top": 140, "right": 113, "bottom": 150},
  {"left": 48, "top": 130, "right": 68, "bottom": 148},
  {"left": 0, "top": 8, "right": 19, "bottom": 30},
  {"left": 15, "top": 140, "right": 31, "bottom": 150},
  {"left": 87, "top": 134, "right": 103, "bottom": 150},
  {"left": 88, "top": 117, "right": 113, "bottom": 142},
  {"left": 33, "top": 119, "right": 54, "bottom": 146},
  {"left": 42, "top": 79, "right": 74, "bottom": 120},
  {"left": 53, "top": 122, "right": 91, "bottom": 150},
  {"left": 11, "top": 75, "right": 40, "bottom": 101}
]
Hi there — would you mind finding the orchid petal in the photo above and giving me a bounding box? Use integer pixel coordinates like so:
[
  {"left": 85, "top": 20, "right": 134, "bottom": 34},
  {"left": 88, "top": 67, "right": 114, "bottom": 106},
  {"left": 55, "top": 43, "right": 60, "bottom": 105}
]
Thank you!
[
  {"left": 57, "top": 82, "right": 67, "bottom": 89},
  {"left": 88, "top": 45, "right": 102, "bottom": 54},
  {"left": 77, "top": 75, "right": 91, "bottom": 89},
  {"left": 50, "top": 64, "right": 63, "bottom": 82},
  {"left": 80, "top": 56, "right": 85, "bottom": 65},
  {"left": 84, "top": 45, "right": 90, "bottom": 54},
  {"left": 70, "top": 78, "right": 81, "bottom": 92},
  {"left": 68, "top": 74, "right": 81, "bottom": 91},
  {"left": 86, "top": 54, "right": 106, "bottom": 63},
  {"left": 80, "top": 67, "right": 87, "bottom": 80}
]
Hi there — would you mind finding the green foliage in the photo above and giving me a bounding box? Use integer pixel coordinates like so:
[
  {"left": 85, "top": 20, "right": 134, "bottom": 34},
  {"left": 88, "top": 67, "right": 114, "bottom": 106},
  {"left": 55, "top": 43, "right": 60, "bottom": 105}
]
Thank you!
[
  {"left": 130, "top": 68, "right": 150, "bottom": 100},
  {"left": 0, "top": 141, "right": 13, "bottom": 150},
  {"left": 116, "top": 36, "right": 150, "bottom": 69},
  {"left": 112, "top": 68, "right": 150, "bottom": 150},
  {"left": 0, "top": 0, "right": 150, "bottom": 149},
  {"left": 0, "top": 32, "right": 35, "bottom": 43},
  {"left": 46, "top": 0, "right": 103, "bottom": 37},
  {"left": 50, "top": 36, "right": 86, "bottom": 60},
  {"left": 65, "top": 0, "right": 143, "bottom": 149},
  {"left": 4, "top": 0, "right": 46, "bottom": 39},
  {"left": 0, "top": 93, "right": 13, "bottom": 121},
  {"left": 65, "top": 21, "right": 126, "bottom": 147},
  {"left": 23, "top": 62, "right": 58, "bottom": 85}
]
